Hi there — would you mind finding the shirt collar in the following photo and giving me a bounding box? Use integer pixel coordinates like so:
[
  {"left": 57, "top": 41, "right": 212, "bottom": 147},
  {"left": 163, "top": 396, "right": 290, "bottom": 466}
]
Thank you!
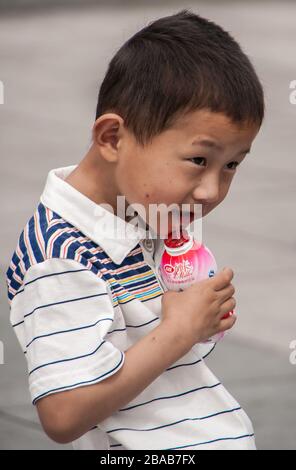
[{"left": 40, "top": 165, "right": 151, "bottom": 265}]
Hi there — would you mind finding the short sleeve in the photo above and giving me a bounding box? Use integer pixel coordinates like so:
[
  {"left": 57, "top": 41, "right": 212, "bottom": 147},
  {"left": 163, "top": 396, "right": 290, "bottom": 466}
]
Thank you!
[{"left": 9, "top": 258, "right": 125, "bottom": 405}]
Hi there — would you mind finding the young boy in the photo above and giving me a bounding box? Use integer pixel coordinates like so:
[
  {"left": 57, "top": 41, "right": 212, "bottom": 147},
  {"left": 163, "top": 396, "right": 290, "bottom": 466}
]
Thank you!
[{"left": 6, "top": 10, "right": 264, "bottom": 450}]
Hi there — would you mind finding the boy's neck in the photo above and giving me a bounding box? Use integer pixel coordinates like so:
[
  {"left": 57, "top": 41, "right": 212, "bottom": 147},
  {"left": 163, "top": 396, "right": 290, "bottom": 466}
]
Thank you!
[
  {"left": 65, "top": 147, "right": 121, "bottom": 217},
  {"left": 64, "top": 146, "right": 155, "bottom": 235}
]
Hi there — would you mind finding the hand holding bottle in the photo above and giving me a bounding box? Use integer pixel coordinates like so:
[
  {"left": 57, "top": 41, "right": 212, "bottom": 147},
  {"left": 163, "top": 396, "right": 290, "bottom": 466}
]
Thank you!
[
  {"left": 159, "top": 230, "right": 236, "bottom": 343},
  {"left": 160, "top": 267, "right": 237, "bottom": 347}
]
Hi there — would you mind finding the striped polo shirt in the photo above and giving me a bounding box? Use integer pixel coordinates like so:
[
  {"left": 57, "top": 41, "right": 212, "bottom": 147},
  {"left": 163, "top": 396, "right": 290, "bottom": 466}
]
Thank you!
[{"left": 6, "top": 165, "right": 256, "bottom": 450}]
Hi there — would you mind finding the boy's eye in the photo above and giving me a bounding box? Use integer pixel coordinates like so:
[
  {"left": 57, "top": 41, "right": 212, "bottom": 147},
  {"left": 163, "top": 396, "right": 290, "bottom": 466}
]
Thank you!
[
  {"left": 189, "top": 157, "right": 207, "bottom": 166},
  {"left": 188, "top": 157, "right": 240, "bottom": 171},
  {"left": 226, "top": 161, "right": 239, "bottom": 170}
]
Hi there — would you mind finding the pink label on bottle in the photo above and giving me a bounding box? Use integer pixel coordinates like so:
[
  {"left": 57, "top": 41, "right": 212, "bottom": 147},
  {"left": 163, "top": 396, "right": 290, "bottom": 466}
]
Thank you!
[
  {"left": 159, "top": 240, "right": 231, "bottom": 344},
  {"left": 159, "top": 241, "right": 217, "bottom": 291}
]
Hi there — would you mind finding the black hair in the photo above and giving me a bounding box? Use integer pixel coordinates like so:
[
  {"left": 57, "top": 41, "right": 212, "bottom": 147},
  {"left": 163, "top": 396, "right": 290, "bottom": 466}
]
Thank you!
[{"left": 95, "top": 9, "right": 264, "bottom": 146}]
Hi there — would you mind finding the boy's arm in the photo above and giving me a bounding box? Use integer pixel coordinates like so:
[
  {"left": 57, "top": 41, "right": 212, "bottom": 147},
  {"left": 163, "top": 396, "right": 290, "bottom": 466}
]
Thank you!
[
  {"left": 37, "top": 320, "right": 190, "bottom": 444},
  {"left": 10, "top": 257, "right": 234, "bottom": 445}
]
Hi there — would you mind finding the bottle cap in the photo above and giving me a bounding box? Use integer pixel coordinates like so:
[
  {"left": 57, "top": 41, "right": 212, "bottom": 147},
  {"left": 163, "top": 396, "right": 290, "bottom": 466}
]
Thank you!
[{"left": 164, "top": 230, "right": 194, "bottom": 256}]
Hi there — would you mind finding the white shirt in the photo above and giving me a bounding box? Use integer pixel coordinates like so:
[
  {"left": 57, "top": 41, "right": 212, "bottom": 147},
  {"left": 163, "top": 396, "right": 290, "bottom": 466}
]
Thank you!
[{"left": 6, "top": 165, "right": 256, "bottom": 450}]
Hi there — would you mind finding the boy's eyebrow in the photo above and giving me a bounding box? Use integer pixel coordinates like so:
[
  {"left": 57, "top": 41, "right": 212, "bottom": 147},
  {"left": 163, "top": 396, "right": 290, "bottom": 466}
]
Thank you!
[{"left": 192, "top": 138, "right": 251, "bottom": 155}]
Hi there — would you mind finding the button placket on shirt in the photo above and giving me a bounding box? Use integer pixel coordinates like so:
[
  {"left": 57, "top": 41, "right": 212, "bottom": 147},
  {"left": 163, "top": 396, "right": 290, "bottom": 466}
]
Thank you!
[
  {"left": 141, "top": 238, "right": 155, "bottom": 266},
  {"left": 141, "top": 237, "right": 167, "bottom": 293},
  {"left": 143, "top": 238, "right": 154, "bottom": 253}
]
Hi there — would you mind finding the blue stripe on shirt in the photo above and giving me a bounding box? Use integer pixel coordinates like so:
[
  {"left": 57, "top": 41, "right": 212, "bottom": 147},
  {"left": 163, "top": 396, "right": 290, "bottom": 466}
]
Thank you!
[
  {"left": 32, "top": 352, "right": 125, "bottom": 404},
  {"left": 14, "top": 268, "right": 90, "bottom": 298},
  {"left": 166, "top": 433, "right": 255, "bottom": 450},
  {"left": 12, "top": 292, "right": 108, "bottom": 328},
  {"left": 29, "top": 339, "right": 107, "bottom": 375},
  {"left": 119, "top": 382, "right": 221, "bottom": 412},
  {"left": 26, "top": 316, "right": 113, "bottom": 349},
  {"left": 107, "top": 406, "right": 242, "bottom": 434},
  {"left": 28, "top": 215, "right": 44, "bottom": 263}
]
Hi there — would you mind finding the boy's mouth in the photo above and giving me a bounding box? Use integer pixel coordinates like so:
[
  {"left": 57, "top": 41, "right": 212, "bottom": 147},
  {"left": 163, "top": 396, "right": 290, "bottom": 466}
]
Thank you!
[
  {"left": 181, "top": 211, "right": 196, "bottom": 223},
  {"left": 144, "top": 209, "right": 199, "bottom": 239},
  {"left": 189, "top": 211, "right": 195, "bottom": 222}
]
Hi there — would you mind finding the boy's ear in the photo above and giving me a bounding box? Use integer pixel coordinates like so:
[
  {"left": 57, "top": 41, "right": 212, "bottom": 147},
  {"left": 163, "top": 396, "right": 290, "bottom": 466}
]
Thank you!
[{"left": 92, "top": 113, "right": 124, "bottom": 162}]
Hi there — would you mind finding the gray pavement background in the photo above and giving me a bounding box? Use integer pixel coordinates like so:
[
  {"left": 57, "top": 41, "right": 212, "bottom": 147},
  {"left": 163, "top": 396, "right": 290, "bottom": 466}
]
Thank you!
[{"left": 0, "top": 1, "right": 295, "bottom": 449}]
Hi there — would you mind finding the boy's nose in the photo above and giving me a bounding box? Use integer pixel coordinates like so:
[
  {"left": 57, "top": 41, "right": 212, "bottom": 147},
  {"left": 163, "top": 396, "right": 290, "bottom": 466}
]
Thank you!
[{"left": 192, "top": 183, "right": 220, "bottom": 205}]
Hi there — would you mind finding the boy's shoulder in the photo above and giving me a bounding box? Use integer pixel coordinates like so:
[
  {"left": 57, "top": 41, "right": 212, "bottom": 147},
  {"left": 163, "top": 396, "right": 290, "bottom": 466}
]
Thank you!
[{"left": 6, "top": 202, "right": 108, "bottom": 303}]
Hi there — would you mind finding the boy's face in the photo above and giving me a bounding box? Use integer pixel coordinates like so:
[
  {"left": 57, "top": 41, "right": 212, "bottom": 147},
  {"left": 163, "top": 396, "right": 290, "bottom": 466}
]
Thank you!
[{"left": 115, "top": 109, "right": 260, "bottom": 236}]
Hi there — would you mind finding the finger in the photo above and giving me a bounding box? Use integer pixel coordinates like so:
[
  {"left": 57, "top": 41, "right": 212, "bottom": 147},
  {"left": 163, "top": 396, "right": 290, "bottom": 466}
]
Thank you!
[
  {"left": 218, "top": 297, "right": 236, "bottom": 319},
  {"left": 211, "top": 267, "right": 234, "bottom": 291},
  {"left": 217, "top": 313, "right": 237, "bottom": 333},
  {"left": 221, "top": 309, "right": 235, "bottom": 319},
  {"left": 217, "top": 284, "right": 235, "bottom": 305}
]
